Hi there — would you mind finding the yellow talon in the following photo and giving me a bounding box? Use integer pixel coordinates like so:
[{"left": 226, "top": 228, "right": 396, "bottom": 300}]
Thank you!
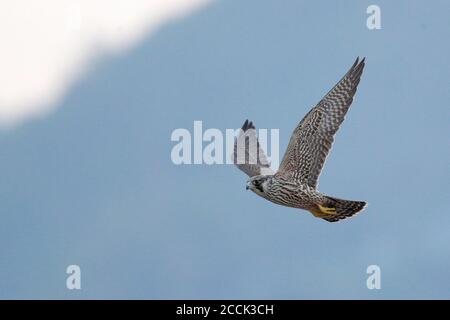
[
  {"left": 318, "top": 205, "right": 336, "bottom": 215},
  {"left": 310, "top": 205, "right": 336, "bottom": 218}
]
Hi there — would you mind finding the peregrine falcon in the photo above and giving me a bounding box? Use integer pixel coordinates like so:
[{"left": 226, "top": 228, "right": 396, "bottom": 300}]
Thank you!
[{"left": 232, "top": 58, "right": 367, "bottom": 222}]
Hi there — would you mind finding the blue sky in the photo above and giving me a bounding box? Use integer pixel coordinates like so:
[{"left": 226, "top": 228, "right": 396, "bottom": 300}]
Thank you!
[{"left": 1, "top": 0, "right": 449, "bottom": 299}]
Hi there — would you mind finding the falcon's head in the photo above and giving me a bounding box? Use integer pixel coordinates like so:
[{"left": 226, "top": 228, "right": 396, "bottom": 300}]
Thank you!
[{"left": 246, "top": 175, "right": 272, "bottom": 196}]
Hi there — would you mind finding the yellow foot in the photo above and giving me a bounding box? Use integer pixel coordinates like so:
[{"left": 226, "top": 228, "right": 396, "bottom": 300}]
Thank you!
[
  {"left": 310, "top": 205, "right": 336, "bottom": 218},
  {"left": 318, "top": 205, "right": 336, "bottom": 215}
]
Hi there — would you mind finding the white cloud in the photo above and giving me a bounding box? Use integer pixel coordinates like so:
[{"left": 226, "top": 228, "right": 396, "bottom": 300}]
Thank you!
[{"left": 0, "top": 0, "right": 210, "bottom": 127}]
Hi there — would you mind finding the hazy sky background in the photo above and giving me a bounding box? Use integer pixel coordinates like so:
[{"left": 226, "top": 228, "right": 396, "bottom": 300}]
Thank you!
[
  {"left": 1, "top": 0, "right": 449, "bottom": 299},
  {"left": 0, "top": 0, "right": 209, "bottom": 126}
]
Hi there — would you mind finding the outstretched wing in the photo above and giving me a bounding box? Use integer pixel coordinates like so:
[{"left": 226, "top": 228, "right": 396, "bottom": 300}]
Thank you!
[
  {"left": 232, "top": 120, "right": 274, "bottom": 177},
  {"left": 277, "top": 57, "right": 365, "bottom": 188}
]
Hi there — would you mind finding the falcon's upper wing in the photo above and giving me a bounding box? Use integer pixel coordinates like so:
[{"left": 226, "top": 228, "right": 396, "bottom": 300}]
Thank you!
[
  {"left": 232, "top": 120, "right": 273, "bottom": 177},
  {"left": 277, "top": 57, "right": 365, "bottom": 188}
]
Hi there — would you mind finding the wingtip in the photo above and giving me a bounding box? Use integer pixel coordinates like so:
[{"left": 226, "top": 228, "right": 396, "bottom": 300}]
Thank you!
[
  {"left": 348, "top": 56, "right": 365, "bottom": 79},
  {"left": 241, "top": 119, "right": 249, "bottom": 130},
  {"left": 356, "top": 56, "right": 366, "bottom": 66},
  {"left": 353, "top": 56, "right": 366, "bottom": 64},
  {"left": 241, "top": 119, "right": 255, "bottom": 131}
]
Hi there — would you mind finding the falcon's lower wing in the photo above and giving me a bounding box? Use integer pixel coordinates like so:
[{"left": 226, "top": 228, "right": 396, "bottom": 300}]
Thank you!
[{"left": 232, "top": 120, "right": 273, "bottom": 177}]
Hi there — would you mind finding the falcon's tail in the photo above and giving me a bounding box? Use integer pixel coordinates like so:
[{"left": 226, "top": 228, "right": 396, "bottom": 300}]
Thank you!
[{"left": 310, "top": 196, "right": 367, "bottom": 222}]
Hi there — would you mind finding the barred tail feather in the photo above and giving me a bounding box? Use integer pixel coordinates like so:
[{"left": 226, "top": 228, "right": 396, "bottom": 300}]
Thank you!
[{"left": 321, "top": 196, "right": 367, "bottom": 222}]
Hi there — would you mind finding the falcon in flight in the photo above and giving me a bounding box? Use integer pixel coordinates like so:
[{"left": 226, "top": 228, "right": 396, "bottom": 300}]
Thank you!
[{"left": 233, "top": 58, "right": 367, "bottom": 222}]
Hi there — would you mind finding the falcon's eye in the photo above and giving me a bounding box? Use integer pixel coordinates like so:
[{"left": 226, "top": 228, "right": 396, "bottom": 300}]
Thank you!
[{"left": 253, "top": 180, "right": 260, "bottom": 186}]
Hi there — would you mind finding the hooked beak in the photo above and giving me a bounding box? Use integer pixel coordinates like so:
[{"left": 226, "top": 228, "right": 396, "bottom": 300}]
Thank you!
[{"left": 246, "top": 181, "right": 250, "bottom": 190}]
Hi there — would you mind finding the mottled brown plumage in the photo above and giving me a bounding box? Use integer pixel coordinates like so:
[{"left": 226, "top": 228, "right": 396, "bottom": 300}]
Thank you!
[
  {"left": 232, "top": 58, "right": 367, "bottom": 222},
  {"left": 278, "top": 57, "right": 365, "bottom": 189}
]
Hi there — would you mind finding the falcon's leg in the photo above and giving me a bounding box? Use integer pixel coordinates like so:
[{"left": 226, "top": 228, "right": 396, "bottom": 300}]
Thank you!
[{"left": 309, "top": 204, "right": 337, "bottom": 218}]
